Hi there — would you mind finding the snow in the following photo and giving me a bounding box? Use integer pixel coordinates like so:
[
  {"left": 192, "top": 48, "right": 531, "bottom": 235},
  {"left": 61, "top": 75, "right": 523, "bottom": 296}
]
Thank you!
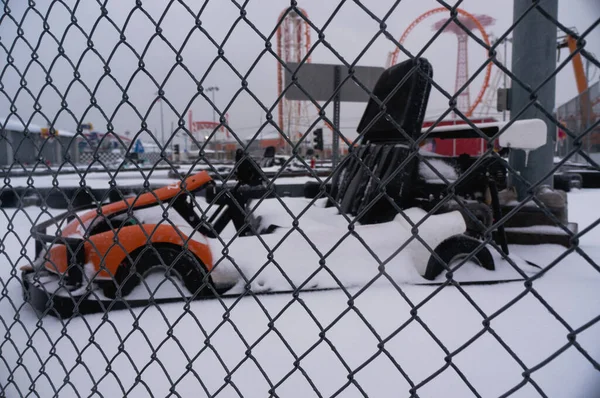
[
  {"left": 37, "top": 261, "right": 97, "bottom": 297},
  {"left": 419, "top": 158, "right": 458, "bottom": 182},
  {"left": 6, "top": 158, "right": 459, "bottom": 191},
  {"left": 63, "top": 197, "right": 524, "bottom": 290},
  {"left": 1, "top": 191, "right": 600, "bottom": 396},
  {"left": 505, "top": 224, "right": 577, "bottom": 235},
  {"left": 0, "top": 116, "right": 76, "bottom": 137},
  {"left": 1, "top": 117, "right": 43, "bottom": 133},
  {"left": 5, "top": 169, "right": 178, "bottom": 189},
  {"left": 254, "top": 130, "right": 284, "bottom": 140},
  {"left": 504, "top": 199, "right": 545, "bottom": 207},
  {"left": 206, "top": 206, "right": 467, "bottom": 293},
  {"left": 4, "top": 169, "right": 324, "bottom": 191}
]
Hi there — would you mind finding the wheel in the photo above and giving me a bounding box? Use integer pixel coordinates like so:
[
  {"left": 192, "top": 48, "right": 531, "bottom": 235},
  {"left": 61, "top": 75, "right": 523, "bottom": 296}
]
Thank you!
[
  {"left": 101, "top": 243, "right": 214, "bottom": 299},
  {"left": 423, "top": 234, "right": 494, "bottom": 281}
]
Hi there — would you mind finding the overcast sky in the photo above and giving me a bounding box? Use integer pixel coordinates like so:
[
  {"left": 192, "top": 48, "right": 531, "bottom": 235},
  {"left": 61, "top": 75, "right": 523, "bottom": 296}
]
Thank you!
[{"left": 1, "top": 0, "right": 598, "bottom": 148}]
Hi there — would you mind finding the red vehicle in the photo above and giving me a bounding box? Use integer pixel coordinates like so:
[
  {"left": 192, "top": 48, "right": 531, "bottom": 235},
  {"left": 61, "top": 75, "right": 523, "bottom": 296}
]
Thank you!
[{"left": 421, "top": 118, "right": 499, "bottom": 156}]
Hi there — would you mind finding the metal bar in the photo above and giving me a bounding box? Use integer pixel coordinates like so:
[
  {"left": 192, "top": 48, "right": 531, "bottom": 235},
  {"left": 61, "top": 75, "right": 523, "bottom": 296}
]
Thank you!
[
  {"left": 159, "top": 96, "right": 165, "bottom": 148},
  {"left": 332, "top": 65, "right": 341, "bottom": 168},
  {"left": 508, "top": 0, "right": 559, "bottom": 200},
  {"left": 488, "top": 178, "right": 509, "bottom": 255},
  {"left": 66, "top": 239, "right": 85, "bottom": 286}
]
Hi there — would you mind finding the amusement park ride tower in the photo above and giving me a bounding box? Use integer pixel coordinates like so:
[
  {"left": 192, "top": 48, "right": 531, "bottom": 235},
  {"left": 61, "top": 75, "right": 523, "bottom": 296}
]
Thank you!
[
  {"left": 387, "top": 8, "right": 495, "bottom": 118},
  {"left": 432, "top": 14, "right": 495, "bottom": 115},
  {"left": 276, "top": 9, "right": 311, "bottom": 150}
]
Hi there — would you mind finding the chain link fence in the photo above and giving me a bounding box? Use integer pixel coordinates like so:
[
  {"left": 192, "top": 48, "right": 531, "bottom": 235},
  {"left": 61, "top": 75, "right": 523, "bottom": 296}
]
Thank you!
[{"left": 1, "top": 1, "right": 599, "bottom": 397}]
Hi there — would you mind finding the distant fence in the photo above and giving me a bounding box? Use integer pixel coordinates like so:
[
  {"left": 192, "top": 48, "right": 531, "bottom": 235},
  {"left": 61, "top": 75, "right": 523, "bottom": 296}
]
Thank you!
[{"left": 556, "top": 81, "right": 600, "bottom": 163}]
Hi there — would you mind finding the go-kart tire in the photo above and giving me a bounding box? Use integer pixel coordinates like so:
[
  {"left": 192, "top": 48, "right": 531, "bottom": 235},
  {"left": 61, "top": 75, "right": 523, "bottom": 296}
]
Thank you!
[
  {"left": 423, "top": 235, "right": 494, "bottom": 281},
  {"left": 101, "top": 243, "right": 214, "bottom": 299}
]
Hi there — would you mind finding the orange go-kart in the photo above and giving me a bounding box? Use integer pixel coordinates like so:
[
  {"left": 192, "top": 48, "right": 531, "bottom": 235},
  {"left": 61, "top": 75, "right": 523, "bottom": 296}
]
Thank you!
[{"left": 21, "top": 169, "right": 279, "bottom": 317}]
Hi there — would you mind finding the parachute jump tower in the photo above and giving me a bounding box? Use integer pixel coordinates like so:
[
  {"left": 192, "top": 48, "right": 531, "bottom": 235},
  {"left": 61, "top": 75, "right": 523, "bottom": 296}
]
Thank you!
[{"left": 432, "top": 13, "right": 495, "bottom": 115}]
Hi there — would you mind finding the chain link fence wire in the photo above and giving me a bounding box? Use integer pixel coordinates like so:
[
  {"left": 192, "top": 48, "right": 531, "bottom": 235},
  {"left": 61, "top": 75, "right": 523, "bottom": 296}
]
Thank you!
[{"left": 1, "top": 0, "right": 599, "bottom": 396}]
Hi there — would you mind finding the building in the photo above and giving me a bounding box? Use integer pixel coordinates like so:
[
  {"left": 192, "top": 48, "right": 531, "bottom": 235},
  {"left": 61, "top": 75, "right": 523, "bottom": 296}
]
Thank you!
[
  {"left": 555, "top": 80, "right": 600, "bottom": 163},
  {"left": 243, "top": 130, "right": 285, "bottom": 156},
  {"left": 1, "top": 118, "right": 77, "bottom": 168}
]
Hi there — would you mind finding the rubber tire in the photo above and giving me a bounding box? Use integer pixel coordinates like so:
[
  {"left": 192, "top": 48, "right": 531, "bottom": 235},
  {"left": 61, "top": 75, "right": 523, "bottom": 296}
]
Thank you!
[
  {"left": 423, "top": 234, "right": 495, "bottom": 281},
  {"left": 101, "top": 243, "right": 214, "bottom": 299}
]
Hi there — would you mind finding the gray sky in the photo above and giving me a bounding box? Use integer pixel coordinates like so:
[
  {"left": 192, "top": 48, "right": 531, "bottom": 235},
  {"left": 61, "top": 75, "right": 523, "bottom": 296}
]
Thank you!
[{"left": 1, "top": 0, "right": 598, "bottom": 148}]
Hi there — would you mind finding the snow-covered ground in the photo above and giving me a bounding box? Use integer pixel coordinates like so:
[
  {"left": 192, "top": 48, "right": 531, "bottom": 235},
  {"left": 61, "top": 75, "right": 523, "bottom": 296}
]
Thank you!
[
  {"left": 4, "top": 169, "right": 319, "bottom": 191},
  {"left": 5, "top": 169, "right": 178, "bottom": 189},
  {"left": 1, "top": 190, "right": 599, "bottom": 397}
]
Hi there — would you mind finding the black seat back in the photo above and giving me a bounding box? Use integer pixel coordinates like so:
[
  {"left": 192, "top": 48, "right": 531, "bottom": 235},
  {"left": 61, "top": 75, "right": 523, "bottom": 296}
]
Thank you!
[
  {"left": 329, "top": 58, "right": 433, "bottom": 224},
  {"left": 357, "top": 57, "right": 433, "bottom": 144}
]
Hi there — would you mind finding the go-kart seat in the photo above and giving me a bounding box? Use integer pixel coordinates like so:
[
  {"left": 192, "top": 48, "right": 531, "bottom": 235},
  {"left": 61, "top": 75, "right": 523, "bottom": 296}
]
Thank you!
[{"left": 327, "top": 57, "right": 433, "bottom": 224}]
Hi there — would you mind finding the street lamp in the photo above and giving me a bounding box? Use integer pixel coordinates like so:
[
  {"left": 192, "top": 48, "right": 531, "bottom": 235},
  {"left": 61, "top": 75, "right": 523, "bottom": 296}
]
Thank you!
[
  {"left": 206, "top": 86, "right": 219, "bottom": 123},
  {"left": 206, "top": 86, "right": 220, "bottom": 158},
  {"left": 501, "top": 37, "right": 513, "bottom": 122},
  {"left": 155, "top": 91, "right": 165, "bottom": 148}
]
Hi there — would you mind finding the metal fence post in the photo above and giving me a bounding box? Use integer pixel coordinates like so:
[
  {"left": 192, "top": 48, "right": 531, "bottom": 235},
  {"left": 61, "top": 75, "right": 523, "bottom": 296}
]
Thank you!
[{"left": 509, "top": 0, "right": 559, "bottom": 200}]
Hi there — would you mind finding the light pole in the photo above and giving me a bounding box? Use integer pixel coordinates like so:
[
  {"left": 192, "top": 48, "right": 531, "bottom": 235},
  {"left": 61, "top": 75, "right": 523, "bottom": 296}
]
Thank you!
[
  {"left": 206, "top": 86, "right": 219, "bottom": 158},
  {"left": 502, "top": 37, "right": 513, "bottom": 122},
  {"left": 206, "top": 86, "right": 219, "bottom": 123},
  {"left": 155, "top": 91, "right": 165, "bottom": 148}
]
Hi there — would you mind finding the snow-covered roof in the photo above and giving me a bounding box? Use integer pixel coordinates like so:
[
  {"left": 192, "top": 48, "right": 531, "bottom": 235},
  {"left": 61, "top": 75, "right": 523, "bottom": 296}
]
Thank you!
[
  {"left": 256, "top": 130, "right": 283, "bottom": 140},
  {"left": 0, "top": 116, "right": 76, "bottom": 137},
  {"left": 139, "top": 141, "right": 173, "bottom": 153},
  {"left": 52, "top": 129, "right": 75, "bottom": 137},
  {"left": 1, "top": 118, "right": 42, "bottom": 133}
]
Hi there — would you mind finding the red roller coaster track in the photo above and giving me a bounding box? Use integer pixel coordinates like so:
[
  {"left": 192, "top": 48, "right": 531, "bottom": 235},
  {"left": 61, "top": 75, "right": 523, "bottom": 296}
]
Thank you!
[
  {"left": 276, "top": 8, "right": 312, "bottom": 148},
  {"left": 388, "top": 7, "right": 493, "bottom": 117}
]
